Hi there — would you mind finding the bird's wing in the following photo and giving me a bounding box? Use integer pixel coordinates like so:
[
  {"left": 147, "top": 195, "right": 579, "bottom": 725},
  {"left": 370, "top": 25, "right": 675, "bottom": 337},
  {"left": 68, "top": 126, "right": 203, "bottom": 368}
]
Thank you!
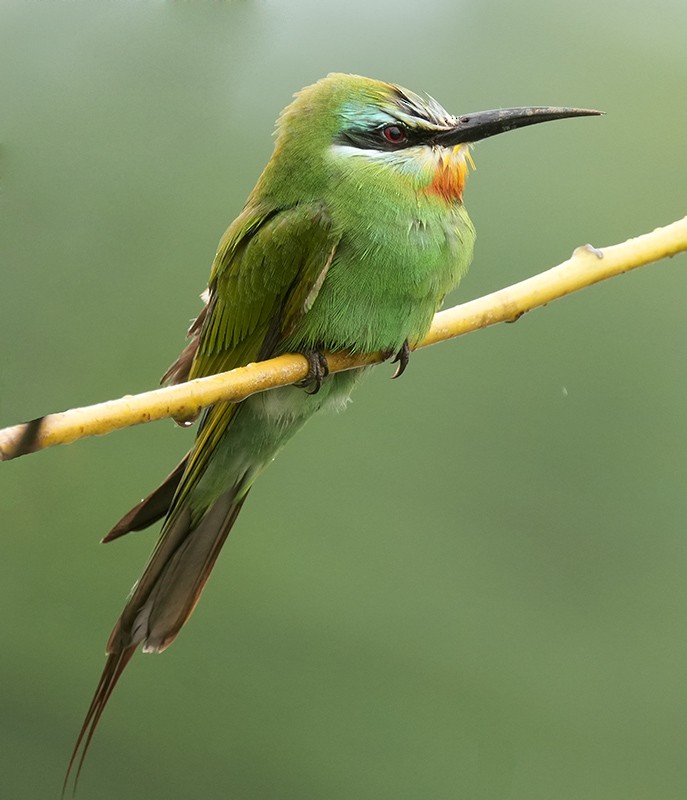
[
  {"left": 105, "top": 200, "right": 338, "bottom": 541},
  {"left": 164, "top": 200, "right": 338, "bottom": 383},
  {"left": 168, "top": 199, "right": 339, "bottom": 512}
]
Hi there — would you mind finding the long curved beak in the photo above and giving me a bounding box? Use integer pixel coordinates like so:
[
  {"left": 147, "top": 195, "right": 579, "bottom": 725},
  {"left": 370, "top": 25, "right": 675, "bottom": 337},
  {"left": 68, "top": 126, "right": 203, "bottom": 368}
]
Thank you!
[{"left": 433, "top": 106, "right": 603, "bottom": 146}]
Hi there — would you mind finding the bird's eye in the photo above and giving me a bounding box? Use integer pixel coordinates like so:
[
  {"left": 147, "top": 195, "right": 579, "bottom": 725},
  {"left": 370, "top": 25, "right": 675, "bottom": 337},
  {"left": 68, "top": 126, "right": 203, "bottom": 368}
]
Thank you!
[{"left": 382, "top": 124, "right": 407, "bottom": 145}]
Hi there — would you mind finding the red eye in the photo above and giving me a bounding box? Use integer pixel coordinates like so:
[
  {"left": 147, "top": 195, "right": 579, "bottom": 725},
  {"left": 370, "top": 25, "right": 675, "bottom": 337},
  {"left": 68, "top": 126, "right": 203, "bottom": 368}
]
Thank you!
[{"left": 382, "top": 124, "right": 406, "bottom": 144}]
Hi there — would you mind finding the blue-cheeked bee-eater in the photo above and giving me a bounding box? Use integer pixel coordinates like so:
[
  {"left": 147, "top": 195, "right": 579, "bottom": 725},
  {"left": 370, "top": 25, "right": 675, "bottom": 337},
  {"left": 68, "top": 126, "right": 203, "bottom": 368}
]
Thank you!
[{"left": 65, "top": 73, "right": 600, "bottom": 788}]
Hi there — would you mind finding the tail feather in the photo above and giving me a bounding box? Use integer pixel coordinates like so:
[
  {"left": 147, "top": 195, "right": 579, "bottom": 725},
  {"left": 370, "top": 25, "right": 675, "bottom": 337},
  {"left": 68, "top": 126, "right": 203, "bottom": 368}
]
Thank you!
[
  {"left": 67, "top": 484, "right": 250, "bottom": 787},
  {"left": 142, "top": 494, "right": 247, "bottom": 652},
  {"left": 102, "top": 457, "right": 189, "bottom": 543},
  {"left": 63, "top": 645, "right": 137, "bottom": 796}
]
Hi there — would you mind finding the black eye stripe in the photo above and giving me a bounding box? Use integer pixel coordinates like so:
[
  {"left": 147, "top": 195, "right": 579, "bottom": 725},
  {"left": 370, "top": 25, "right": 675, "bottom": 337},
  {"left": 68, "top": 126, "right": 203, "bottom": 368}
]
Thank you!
[{"left": 339, "top": 121, "right": 420, "bottom": 152}]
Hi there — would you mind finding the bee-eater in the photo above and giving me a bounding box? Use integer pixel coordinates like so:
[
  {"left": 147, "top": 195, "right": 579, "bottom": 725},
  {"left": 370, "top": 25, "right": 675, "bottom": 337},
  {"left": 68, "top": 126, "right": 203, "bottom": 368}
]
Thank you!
[{"left": 66, "top": 73, "right": 599, "bottom": 785}]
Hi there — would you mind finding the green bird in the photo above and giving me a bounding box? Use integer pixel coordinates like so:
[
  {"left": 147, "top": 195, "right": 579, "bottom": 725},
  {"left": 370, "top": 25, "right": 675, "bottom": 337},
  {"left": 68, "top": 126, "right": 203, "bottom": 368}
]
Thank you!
[{"left": 66, "top": 73, "right": 599, "bottom": 784}]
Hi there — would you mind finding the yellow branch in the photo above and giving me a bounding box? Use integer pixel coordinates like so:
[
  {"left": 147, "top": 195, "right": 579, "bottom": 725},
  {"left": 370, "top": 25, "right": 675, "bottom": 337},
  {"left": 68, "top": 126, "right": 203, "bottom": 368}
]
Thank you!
[{"left": 2, "top": 216, "right": 686, "bottom": 461}]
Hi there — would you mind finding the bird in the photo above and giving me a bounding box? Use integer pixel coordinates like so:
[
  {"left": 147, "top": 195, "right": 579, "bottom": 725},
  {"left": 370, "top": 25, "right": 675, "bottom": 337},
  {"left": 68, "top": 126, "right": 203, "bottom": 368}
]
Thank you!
[{"left": 64, "top": 72, "right": 599, "bottom": 788}]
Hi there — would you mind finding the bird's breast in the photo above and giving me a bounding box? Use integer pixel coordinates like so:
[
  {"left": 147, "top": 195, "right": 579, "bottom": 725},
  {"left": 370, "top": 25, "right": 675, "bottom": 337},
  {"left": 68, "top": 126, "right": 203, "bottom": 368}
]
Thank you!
[{"left": 289, "top": 199, "right": 475, "bottom": 355}]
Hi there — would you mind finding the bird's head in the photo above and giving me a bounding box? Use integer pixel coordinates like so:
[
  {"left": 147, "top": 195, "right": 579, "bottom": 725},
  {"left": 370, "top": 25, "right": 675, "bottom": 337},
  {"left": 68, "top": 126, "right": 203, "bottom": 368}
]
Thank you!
[{"left": 261, "top": 73, "right": 600, "bottom": 205}]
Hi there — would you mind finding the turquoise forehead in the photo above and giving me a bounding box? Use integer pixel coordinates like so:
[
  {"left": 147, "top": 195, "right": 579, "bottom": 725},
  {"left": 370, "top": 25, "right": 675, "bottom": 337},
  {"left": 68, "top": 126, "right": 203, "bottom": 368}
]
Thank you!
[
  {"left": 338, "top": 102, "right": 398, "bottom": 130},
  {"left": 338, "top": 88, "right": 454, "bottom": 132}
]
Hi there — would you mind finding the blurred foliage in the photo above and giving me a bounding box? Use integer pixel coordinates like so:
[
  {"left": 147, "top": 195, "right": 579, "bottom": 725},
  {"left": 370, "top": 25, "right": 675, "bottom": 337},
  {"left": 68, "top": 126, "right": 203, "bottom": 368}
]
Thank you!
[{"left": 1, "top": 1, "right": 686, "bottom": 798}]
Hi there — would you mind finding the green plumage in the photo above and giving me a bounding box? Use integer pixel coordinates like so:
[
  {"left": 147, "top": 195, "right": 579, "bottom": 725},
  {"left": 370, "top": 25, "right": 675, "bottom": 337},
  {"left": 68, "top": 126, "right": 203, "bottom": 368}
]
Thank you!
[
  {"left": 66, "top": 72, "right": 599, "bottom": 786},
  {"left": 146, "top": 75, "right": 477, "bottom": 610}
]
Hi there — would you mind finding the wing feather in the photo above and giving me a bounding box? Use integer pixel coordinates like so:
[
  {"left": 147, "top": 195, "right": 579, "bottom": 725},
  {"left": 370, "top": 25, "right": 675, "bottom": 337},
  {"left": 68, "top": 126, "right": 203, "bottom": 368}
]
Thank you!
[{"left": 164, "top": 200, "right": 340, "bottom": 512}]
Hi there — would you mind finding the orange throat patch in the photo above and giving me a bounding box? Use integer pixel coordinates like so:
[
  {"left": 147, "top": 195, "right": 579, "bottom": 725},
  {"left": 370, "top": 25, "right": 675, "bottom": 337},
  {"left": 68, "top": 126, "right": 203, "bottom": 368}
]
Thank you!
[{"left": 424, "top": 146, "right": 474, "bottom": 203}]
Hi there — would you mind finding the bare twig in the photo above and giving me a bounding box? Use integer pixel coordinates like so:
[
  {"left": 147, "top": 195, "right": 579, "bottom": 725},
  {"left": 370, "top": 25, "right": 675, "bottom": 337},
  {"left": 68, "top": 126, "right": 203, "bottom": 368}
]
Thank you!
[{"left": 1, "top": 216, "right": 685, "bottom": 461}]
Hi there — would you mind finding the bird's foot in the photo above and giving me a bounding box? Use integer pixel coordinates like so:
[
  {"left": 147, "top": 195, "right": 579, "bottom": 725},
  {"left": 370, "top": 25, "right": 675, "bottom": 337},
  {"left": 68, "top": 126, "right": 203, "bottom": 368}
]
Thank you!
[
  {"left": 390, "top": 340, "right": 411, "bottom": 379},
  {"left": 297, "top": 349, "right": 330, "bottom": 395}
]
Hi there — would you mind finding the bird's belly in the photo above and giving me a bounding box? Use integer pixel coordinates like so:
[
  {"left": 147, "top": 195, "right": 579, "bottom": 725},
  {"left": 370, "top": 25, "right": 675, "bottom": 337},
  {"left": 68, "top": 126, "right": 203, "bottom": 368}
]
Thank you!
[{"left": 249, "top": 368, "right": 364, "bottom": 423}]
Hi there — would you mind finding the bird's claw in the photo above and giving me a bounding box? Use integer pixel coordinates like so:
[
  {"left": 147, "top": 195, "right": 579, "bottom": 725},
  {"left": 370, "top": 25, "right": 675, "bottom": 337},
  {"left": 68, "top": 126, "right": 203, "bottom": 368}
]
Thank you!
[
  {"left": 390, "top": 340, "right": 410, "bottom": 379},
  {"left": 297, "top": 350, "right": 329, "bottom": 394}
]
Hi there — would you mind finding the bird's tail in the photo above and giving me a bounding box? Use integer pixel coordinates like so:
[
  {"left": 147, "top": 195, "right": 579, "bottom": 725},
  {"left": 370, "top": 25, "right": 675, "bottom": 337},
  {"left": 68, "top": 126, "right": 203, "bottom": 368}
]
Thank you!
[
  {"left": 62, "top": 645, "right": 137, "bottom": 796},
  {"left": 101, "top": 456, "right": 188, "bottom": 542},
  {"left": 64, "top": 479, "right": 249, "bottom": 793}
]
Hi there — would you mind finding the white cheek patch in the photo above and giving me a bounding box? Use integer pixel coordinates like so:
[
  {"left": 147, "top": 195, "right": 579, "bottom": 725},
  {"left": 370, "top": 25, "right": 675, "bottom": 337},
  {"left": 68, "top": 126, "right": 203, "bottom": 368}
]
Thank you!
[
  {"left": 328, "top": 142, "right": 453, "bottom": 183},
  {"left": 329, "top": 143, "right": 387, "bottom": 160},
  {"left": 329, "top": 142, "right": 433, "bottom": 166}
]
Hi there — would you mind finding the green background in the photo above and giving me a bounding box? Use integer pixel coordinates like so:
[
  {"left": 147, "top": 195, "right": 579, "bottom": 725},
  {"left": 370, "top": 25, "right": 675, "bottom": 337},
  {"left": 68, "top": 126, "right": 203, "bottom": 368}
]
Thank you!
[{"left": 2, "top": 1, "right": 686, "bottom": 798}]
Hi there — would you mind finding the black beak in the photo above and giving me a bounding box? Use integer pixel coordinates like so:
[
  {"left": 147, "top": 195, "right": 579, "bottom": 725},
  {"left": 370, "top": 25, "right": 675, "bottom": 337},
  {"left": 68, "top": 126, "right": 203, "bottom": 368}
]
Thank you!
[{"left": 432, "top": 106, "right": 602, "bottom": 146}]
